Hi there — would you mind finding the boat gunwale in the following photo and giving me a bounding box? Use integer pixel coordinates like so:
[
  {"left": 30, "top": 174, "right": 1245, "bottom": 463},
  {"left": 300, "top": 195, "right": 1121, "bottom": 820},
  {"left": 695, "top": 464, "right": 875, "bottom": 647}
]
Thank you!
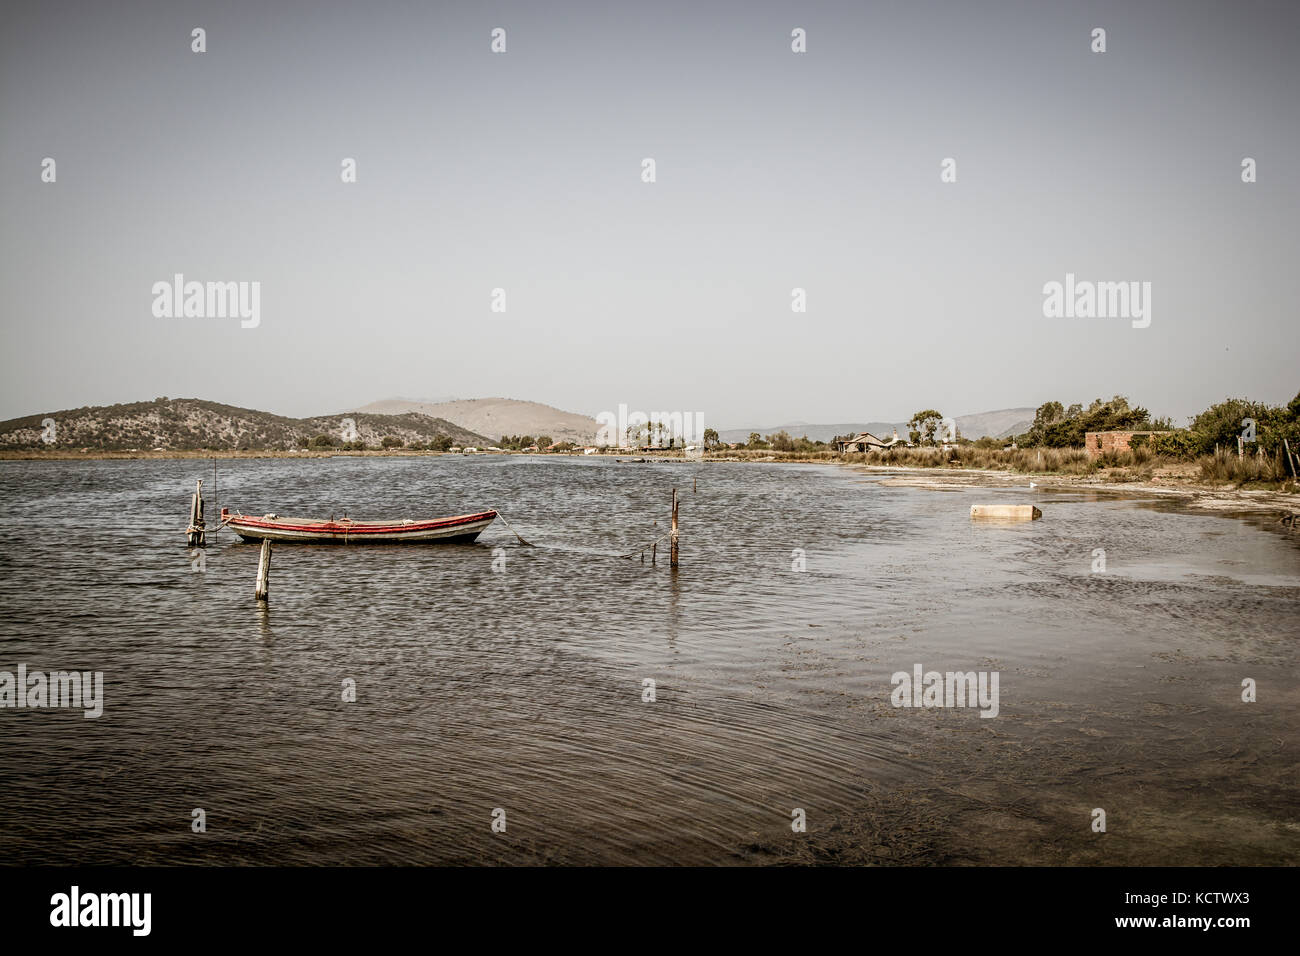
[{"left": 222, "top": 509, "right": 497, "bottom": 535}]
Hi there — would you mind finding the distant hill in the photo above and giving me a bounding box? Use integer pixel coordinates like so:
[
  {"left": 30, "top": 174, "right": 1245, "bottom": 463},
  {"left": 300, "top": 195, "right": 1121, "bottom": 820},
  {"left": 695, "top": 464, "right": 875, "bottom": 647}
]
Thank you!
[
  {"left": 957, "top": 408, "right": 1036, "bottom": 440},
  {"left": 718, "top": 422, "right": 898, "bottom": 444},
  {"left": 1, "top": 397, "right": 1036, "bottom": 451},
  {"left": 354, "top": 397, "right": 599, "bottom": 445},
  {"left": 0, "top": 398, "right": 489, "bottom": 450},
  {"left": 718, "top": 407, "right": 1036, "bottom": 444}
]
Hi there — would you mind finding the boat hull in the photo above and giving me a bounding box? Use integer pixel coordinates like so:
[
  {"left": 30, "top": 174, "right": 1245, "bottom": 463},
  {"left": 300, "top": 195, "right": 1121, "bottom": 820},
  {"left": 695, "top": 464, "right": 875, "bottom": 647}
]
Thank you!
[{"left": 222, "top": 509, "right": 497, "bottom": 544}]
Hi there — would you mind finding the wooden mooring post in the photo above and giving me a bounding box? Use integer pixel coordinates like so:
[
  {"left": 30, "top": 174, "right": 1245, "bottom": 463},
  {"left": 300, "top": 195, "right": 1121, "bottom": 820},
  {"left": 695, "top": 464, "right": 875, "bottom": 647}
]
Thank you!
[
  {"left": 255, "top": 538, "right": 273, "bottom": 601},
  {"left": 670, "top": 488, "right": 679, "bottom": 568},
  {"left": 186, "top": 479, "right": 205, "bottom": 547}
]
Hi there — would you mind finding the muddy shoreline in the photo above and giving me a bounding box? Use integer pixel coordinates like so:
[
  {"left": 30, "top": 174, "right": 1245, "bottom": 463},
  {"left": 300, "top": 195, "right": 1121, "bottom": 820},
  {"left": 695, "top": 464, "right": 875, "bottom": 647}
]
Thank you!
[
  {"left": 859, "top": 465, "right": 1300, "bottom": 515},
  {"left": 746, "top": 470, "right": 1300, "bottom": 866}
]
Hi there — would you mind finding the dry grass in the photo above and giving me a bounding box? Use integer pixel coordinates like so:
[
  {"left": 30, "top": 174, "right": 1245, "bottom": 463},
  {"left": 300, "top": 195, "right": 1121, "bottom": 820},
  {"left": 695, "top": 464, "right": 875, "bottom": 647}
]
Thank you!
[
  {"left": 1196, "top": 448, "right": 1296, "bottom": 487},
  {"left": 712, "top": 444, "right": 1158, "bottom": 474},
  {"left": 852, "top": 445, "right": 1099, "bottom": 474}
]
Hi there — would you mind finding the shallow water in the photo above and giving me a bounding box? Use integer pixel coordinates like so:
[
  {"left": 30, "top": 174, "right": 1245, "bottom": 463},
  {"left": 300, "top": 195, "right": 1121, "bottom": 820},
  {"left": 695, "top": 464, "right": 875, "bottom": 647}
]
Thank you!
[{"left": 0, "top": 457, "right": 1296, "bottom": 864}]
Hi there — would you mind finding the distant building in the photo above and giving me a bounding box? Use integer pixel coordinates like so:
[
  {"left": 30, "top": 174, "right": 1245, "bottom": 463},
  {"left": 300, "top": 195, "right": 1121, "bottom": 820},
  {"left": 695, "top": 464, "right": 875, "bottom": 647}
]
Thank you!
[
  {"left": 836, "top": 430, "right": 902, "bottom": 453},
  {"left": 1085, "top": 430, "right": 1161, "bottom": 457}
]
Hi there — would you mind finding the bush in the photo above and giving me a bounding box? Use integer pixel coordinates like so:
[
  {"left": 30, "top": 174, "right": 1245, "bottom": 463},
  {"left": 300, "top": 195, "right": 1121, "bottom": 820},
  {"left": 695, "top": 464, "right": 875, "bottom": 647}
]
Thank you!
[
  {"left": 380, "top": 436, "right": 403, "bottom": 449},
  {"left": 1190, "top": 394, "right": 1300, "bottom": 458},
  {"left": 1148, "top": 429, "right": 1199, "bottom": 459},
  {"left": 309, "top": 434, "right": 335, "bottom": 448},
  {"left": 1019, "top": 396, "right": 1161, "bottom": 447}
]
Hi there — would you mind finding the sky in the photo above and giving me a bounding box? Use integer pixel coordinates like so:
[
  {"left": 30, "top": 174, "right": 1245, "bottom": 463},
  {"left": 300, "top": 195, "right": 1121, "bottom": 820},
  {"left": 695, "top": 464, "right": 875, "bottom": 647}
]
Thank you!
[{"left": 2, "top": 0, "right": 1297, "bottom": 430}]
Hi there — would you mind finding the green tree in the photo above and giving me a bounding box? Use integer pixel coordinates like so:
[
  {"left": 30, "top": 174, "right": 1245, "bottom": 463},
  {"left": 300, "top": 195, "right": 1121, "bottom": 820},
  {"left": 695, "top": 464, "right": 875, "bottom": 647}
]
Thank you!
[
  {"left": 766, "top": 431, "right": 796, "bottom": 452},
  {"left": 1022, "top": 396, "right": 1155, "bottom": 447},
  {"left": 1191, "top": 398, "right": 1268, "bottom": 454},
  {"left": 907, "top": 409, "right": 945, "bottom": 445}
]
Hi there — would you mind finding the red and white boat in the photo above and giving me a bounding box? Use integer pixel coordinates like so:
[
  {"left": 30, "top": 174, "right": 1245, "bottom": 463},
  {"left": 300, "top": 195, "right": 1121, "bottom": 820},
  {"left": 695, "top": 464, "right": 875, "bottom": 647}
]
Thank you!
[{"left": 220, "top": 508, "right": 497, "bottom": 544}]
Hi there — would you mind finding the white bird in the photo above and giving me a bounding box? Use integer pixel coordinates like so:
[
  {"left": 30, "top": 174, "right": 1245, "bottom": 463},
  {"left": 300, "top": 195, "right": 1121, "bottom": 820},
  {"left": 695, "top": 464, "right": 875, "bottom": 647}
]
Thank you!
[{"left": 1029, "top": 481, "right": 1038, "bottom": 489}]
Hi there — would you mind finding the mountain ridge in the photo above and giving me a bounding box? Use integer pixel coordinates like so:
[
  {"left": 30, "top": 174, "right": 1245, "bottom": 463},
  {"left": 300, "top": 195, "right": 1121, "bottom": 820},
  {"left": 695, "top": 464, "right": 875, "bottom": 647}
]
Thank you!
[
  {"left": 1, "top": 397, "right": 1039, "bottom": 450},
  {"left": 0, "top": 398, "right": 489, "bottom": 450},
  {"left": 352, "top": 397, "right": 599, "bottom": 445}
]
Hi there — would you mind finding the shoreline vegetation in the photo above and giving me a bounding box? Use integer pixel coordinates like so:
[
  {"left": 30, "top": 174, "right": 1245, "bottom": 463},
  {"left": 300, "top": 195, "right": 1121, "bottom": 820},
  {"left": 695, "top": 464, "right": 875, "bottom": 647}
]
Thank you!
[{"left": 3, "top": 393, "right": 1296, "bottom": 510}]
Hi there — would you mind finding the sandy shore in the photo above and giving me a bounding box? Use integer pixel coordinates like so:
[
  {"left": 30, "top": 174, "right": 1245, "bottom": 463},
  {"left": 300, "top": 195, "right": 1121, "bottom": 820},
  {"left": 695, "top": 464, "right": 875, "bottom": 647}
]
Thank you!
[{"left": 855, "top": 464, "right": 1300, "bottom": 514}]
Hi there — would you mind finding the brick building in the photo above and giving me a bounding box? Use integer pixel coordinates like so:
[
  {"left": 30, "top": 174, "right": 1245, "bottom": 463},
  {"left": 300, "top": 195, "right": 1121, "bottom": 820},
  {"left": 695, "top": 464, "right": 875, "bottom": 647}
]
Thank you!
[{"left": 1084, "top": 430, "right": 1161, "bottom": 457}]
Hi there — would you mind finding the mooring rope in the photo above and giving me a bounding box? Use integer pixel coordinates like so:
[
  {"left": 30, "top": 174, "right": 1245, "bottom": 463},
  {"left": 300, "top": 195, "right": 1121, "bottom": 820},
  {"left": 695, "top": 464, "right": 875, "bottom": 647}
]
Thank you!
[
  {"left": 620, "top": 530, "right": 674, "bottom": 560},
  {"left": 490, "top": 508, "right": 534, "bottom": 546}
]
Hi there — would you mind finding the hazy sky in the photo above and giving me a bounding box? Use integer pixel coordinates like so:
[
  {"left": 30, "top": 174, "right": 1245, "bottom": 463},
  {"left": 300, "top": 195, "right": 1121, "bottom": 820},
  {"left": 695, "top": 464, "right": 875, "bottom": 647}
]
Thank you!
[{"left": 2, "top": 0, "right": 1297, "bottom": 429}]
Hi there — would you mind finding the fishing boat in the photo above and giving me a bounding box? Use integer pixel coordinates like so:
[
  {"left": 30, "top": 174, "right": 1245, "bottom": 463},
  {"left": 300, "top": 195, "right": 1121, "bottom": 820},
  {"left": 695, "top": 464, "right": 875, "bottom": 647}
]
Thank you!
[{"left": 220, "top": 507, "right": 497, "bottom": 544}]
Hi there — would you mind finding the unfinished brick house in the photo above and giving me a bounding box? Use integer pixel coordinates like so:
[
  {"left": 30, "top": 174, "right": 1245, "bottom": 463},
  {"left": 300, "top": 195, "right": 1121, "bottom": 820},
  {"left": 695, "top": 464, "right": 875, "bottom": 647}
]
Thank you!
[{"left": 1084, "top": 430, "right": 1162, "bottom": 457}]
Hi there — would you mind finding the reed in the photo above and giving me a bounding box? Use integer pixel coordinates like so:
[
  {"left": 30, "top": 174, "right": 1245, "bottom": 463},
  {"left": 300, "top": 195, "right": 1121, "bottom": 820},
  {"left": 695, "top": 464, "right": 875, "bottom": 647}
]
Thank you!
[
  {"left": 868, "top": 445, "right": 1096, "bottom": 474},
  {"left": 1196, "top": 448, "right": 1292, "bottom": 485},
  {"left": 709, "top": 443, "right": 1186, "bottom": 476}
]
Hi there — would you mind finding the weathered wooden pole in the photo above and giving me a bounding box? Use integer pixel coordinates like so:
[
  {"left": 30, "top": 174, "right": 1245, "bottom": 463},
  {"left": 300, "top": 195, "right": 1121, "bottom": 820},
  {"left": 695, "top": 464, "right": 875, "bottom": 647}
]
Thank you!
[
  {"left": 670, "top": 488, "right": 679, "bottom": 568},
  {"left": 211, "top": 459, "right": 218, "bottom": 543},
  {"left": 255, "top": 538, "right": 272, "bottom": 601},
  {"left": 186, "top": 479, "right": 205, "bottom": 547}
]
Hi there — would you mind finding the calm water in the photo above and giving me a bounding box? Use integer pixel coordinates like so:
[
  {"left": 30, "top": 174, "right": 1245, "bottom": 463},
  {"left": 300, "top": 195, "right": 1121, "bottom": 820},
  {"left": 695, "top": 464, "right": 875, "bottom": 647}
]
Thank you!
[{"left": 1, "top": 456, "right": 1297, "bottom": 865}]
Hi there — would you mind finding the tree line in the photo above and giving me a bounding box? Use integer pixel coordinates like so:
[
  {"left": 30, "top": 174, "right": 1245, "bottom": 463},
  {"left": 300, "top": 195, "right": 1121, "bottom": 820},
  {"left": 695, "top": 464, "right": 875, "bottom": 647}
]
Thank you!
[{"left": 896, "top": 393, "right": 1300, "bottom": 458}]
